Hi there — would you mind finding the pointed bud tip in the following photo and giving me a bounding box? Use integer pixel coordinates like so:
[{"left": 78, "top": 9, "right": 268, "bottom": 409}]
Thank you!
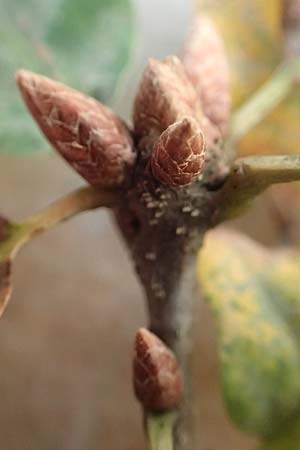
[
  {"left": 15, "top": 68, "right": 31, "bottom": 83},
  {"left": 16, "top": 69, "right": 64, "bottom": 97},
  {"left": 135, "top": 326, "right": 150, "bottom": 342},
  {"left": 177, "top": 116, "right": 204, "bottom": 139},
  {"left": 148, "top": 55, "right": 181, "bottom": 69},
  {"left": 135, "top": 327, "right": 159, "bottom": 355},
  {"left": 163, "top": 55, "right": 182, "bottom": 68},
  {"left": 15, "top": 69, "right": 40, "bottom": 90},
  {"left": 136, "top": 326, "right": 154, "bottom": 340}
]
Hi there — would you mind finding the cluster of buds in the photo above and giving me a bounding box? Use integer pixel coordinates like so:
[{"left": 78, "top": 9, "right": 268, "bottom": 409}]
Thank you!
[
  {"left": 133, "top": 328, "right": 183, "bottom": 411},
  {"left": 132, "top": 15, "right": 230, "bottom": 188},
  {"left": 10, "top": 12, "right": 231, "bottom": 418},
  {"left": 16, "top": 15, "right": 230, "bottom": 192}
]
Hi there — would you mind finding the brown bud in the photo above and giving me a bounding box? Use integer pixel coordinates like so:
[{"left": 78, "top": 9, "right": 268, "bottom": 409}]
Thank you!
[
  {"left": 182, "top": 15, "right": 231, "bottom": 137},
  {"left": 151, "top": 116, "right": 206, "bottom": 187},
  {"left": 133, "top": 56, "right": 203, "bottom": 141},
  {"left": 133, "top": 328, "right": 183, "bottom": 411},
  {"left": 16, "top": 70, "right": 136, "bottom": 187}
]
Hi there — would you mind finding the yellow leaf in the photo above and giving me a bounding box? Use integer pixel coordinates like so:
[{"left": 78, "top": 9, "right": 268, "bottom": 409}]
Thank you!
[
  {"left": 197, "top": 229, "right": 300, "bottom": 437},
  {"left": 198, "top": 0, "right": 300, "bottom": 155}
]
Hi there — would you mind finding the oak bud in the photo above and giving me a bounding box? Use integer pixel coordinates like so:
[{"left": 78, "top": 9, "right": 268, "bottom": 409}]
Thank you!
[
  {"left": 133, "top": 328, "right": 183, "bottom": 411},
  {"left": 133, "top": 56, "right": 203, "bottom": 141},
  {"left": 151, "top": 116, "right": 206, "bottom": 187},
  {"left": 182, "top": 15, "right": 231, "bottom": 137},
  {"left": 16, "top": 70, "right": 136, "bottom": 187}
]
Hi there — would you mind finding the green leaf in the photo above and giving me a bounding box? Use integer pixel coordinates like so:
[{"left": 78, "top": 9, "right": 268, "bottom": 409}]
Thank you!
[
  {"left": 0, "top": 0, "right": 135, "bottom": 153},
  {"left": 259, "top": 418, "right": 300, "bottom": 450},
  {"left": 197, "top": 230, "right": 300, "bottom": 438}
]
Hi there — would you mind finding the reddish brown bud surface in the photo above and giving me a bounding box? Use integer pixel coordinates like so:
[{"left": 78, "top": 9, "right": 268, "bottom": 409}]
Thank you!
[
  {"left": 151, "top": 116, "right": 206, "bottom": 187},
  {"left": 182, "top": 15, "right": 231, "bottom": 137},
  {"left": 133, "top": 328, "right": 183, "bottom": 411},
  {"left": 133, "top": 56, "right": 203, "bottom": 141},
  {"left": 16, "top": 70, "right": 136, "bottom": 187}
]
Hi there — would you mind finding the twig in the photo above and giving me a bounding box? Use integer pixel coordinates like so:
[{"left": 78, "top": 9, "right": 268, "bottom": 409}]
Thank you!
[
  {"left": 217, "top": 155, "right": 300, "bottom": 221},
  {"left": 6, "top": 186, "right": 117, "bottom": 258},
  {"left": 0, "top": 185, "right": 118, "bottom": 316},
  {"left": 147, "top": 412, "right": 177, "bottom": 450},
  {"left": 20, "top": 186, "right": 117, "bottom": 244},
  {"left": 230, "top": 59, "right": 300, "bottom": 143}
]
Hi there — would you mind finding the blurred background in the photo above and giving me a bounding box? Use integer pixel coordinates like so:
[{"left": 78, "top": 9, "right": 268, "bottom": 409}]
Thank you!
[{"left": 0, "top": 0, "right": 296, "bottom": 448}]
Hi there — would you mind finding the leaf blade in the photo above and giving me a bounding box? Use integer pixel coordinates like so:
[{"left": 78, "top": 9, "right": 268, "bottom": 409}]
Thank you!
[
  {"left": 0, "top": 0, "right": 135, "bottom": 153},
  {"left": 198, "top": 230, "right": 300, "bottom": 437}
]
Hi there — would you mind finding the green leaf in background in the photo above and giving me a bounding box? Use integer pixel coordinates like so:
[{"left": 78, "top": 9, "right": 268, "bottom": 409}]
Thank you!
[
  {"left": 0, "top": 0, "right": 135, "bottom": 153},
  {"left": 197, "top": 230, "right": 300, "bottom": 441},
  {"left": 259, "top": 419, "right": 300, "bottom": 450}
]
